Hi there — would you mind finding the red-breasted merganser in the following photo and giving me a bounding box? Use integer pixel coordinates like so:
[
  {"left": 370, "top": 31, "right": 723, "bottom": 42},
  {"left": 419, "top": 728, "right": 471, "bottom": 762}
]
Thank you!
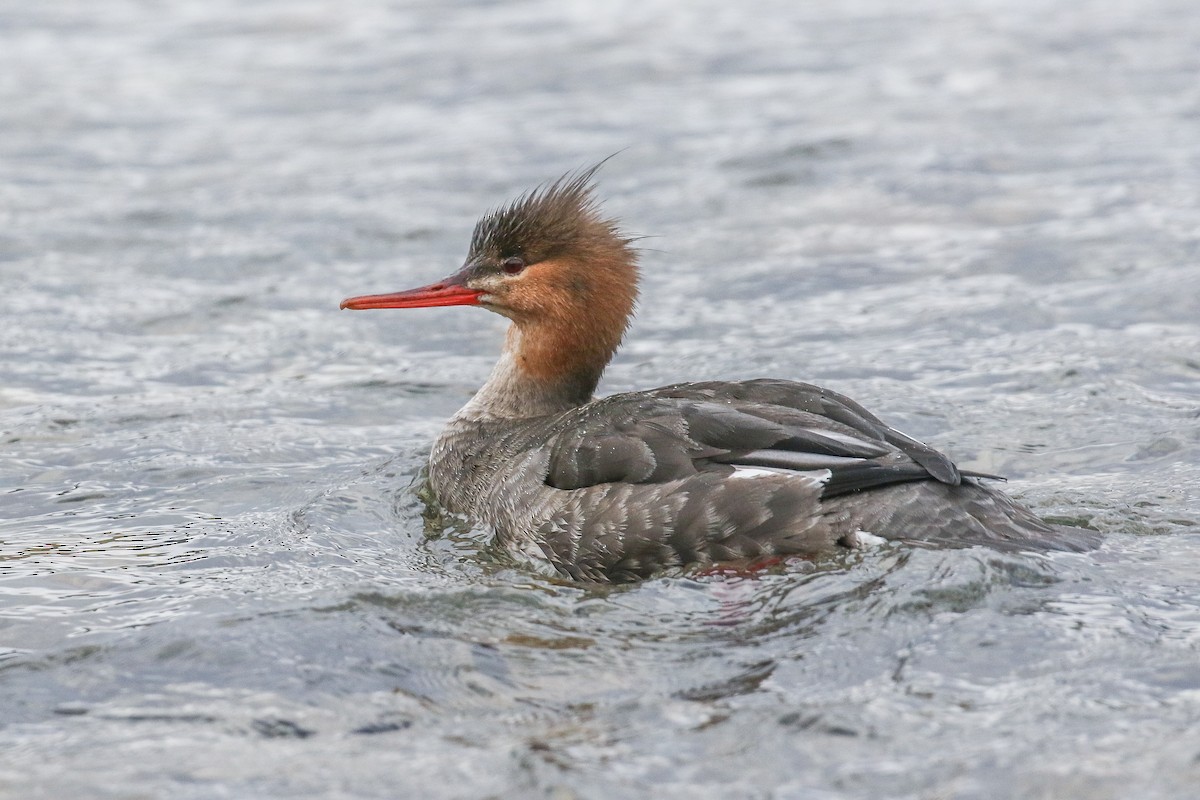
[{"left": 341, "top": 167, "right": 1096, "bottom": 582}]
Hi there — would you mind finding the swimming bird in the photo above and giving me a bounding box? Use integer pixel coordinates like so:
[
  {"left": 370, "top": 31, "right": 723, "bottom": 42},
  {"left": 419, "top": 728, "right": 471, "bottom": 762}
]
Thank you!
[{"left": 341, "top": 167, "right": 1095, "bottom": 582}]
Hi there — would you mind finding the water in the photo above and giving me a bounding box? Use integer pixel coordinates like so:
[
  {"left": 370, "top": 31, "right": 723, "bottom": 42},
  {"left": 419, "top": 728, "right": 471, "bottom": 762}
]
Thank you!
[{"left": 2, "top": 0, "right": 1199, "bottom": 797}]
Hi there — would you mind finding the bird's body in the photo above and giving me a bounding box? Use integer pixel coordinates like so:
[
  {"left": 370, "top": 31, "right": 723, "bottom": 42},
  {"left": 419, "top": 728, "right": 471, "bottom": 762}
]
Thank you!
[{"left": 342, "top": 167, "right": 1095, "bottom": 582}]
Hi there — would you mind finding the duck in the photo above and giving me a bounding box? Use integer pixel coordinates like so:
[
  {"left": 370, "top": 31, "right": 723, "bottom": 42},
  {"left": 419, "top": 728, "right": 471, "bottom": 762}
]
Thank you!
[{"left": 341, "top": 166, "right": 1096, "bottom": 582}]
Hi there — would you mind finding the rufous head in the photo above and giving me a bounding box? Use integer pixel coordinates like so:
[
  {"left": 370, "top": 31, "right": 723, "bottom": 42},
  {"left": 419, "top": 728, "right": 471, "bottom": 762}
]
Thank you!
[{"left": 341, "top": 166, "right": 640, "bottom": 392}]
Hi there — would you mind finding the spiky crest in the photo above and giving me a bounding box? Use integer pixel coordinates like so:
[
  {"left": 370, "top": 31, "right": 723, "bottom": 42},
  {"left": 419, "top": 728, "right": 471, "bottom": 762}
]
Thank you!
[{"left": 468, "top": 163, "right": 630, "bottom": 264}]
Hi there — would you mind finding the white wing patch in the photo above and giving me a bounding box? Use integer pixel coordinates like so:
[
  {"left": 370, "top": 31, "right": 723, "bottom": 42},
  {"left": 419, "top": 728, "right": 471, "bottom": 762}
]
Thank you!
[
  {"left": 728, "top": 467, "right": 784, "bottom": 480},
  {"left": 729, "top": 466, "right": 832, "bottom": 485}
]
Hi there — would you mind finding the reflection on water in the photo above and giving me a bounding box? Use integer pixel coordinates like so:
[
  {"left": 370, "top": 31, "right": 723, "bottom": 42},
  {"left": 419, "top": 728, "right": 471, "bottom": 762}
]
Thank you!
[{"left": 2, "top": 0, "right": 1200, "bottom": 797}]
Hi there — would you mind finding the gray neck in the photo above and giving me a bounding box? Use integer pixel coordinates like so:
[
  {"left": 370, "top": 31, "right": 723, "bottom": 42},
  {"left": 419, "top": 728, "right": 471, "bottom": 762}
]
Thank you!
[{"left": 454, "top": 344, "right": 595, "bottom": 422}]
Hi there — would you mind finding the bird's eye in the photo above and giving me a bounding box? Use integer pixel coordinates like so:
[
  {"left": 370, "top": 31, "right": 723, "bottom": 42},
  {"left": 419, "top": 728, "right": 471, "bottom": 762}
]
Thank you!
[{"left": 501, "top": 257, "right": 526, "bottom": 275}]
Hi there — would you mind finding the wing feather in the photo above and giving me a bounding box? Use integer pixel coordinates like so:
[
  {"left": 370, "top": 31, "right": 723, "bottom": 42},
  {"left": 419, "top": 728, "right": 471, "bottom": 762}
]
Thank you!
[{"left": 538, "top": 380, "right": 970, "bottom": 497}]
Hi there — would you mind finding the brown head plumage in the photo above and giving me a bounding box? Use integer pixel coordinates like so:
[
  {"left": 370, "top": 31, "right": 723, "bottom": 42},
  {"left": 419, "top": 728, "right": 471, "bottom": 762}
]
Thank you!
[
  {"left": 467, "top": 164, "right": 635, "bottom": 269},
  {"left": 341, "top": 163, "right": 640, "bottom": 405}
]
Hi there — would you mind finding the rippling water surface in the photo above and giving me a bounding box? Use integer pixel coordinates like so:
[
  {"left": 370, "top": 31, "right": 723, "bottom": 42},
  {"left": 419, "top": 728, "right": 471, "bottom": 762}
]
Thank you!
[{"left": 3, "top": 1, "right": 1199, "bottom": 797}]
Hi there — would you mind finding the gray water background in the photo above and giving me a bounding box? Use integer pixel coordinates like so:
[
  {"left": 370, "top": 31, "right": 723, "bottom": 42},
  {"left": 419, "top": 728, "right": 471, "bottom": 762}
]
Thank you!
[{"left": 2, "top": 0, "right": 1199, "bottom": 797}]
